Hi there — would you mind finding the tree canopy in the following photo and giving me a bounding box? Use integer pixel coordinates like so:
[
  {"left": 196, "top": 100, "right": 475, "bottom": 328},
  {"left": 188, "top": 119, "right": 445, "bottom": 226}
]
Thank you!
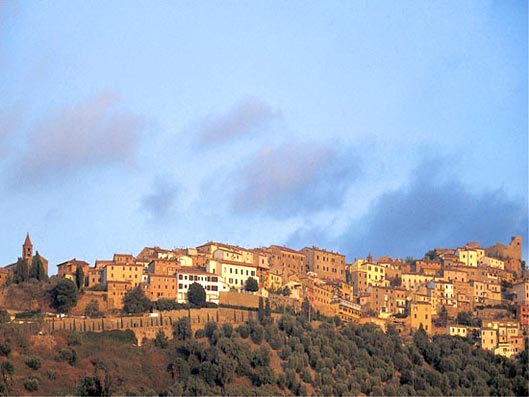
[
  {"left": 188, "top": 283, "right": 206, "bottom": 308},
  {"left": 49, "top": 279, "right": 78, "bottom": 312},
  {"left": 244, "top": 277, "right": 259, "bottom": 292},
  {"left": 122, "top": 286, "right": 152, "bottom": 314}
]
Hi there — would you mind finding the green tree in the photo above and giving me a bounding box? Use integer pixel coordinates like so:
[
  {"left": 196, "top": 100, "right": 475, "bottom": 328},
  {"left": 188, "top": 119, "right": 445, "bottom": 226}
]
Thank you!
[
  {"left": 75, "top": 266, "right": 84, "bottom": 290},
  {"left": 413, "top": 324, "right": 429, "bottom": 354},
  {"left": 29, "top": 252, "right": 48, "bottom": 281},
  {"left": 456, "top": 311, "right": 482, "bottom": 327},
  {"left": 154, "top": 330, "right": 169, "bottom": 349},
  {"left": 49, "top": 279, "right": 78, "bottom": 312},
  {"left": 188, "top": 282, "right": 206, "bottom": 308},
  {"left": 79, "top": 376, "right": 103, "bottom": 396},
  {"left": 244, "top": 277, "right": 259, "bottom": 292},
  {"left": 155, "top": 298, "right": 178, "bottom": 311},
  {"left": 282, "top": 286, "right": 291, "bottom": 297},
  {"left": 173, "top": 317, "right": 192, "bottom": 340},
  {"left": 258, "top": 297, "right": 264, "bottom": 322},
  {"left": 122, "top": 286, "right": 151, "bottom": 314},
  {"left": 264, "top": 299, "right": 272, "bottom": 318}
]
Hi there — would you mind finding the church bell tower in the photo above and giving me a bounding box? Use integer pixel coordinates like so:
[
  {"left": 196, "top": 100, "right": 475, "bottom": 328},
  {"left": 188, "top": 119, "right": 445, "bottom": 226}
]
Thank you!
[{"left": 22, "top": 233, "right": 33, "bottom": 261}]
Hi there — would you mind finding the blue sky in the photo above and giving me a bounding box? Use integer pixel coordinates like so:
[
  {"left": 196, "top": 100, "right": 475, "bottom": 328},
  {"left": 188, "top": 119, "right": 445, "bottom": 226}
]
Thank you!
[{"left": 0, "top": 0, "right": 527, "bottom": 273}]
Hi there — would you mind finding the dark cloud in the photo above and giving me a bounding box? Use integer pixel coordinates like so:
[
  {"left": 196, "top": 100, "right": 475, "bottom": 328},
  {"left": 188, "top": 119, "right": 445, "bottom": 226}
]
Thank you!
[
  {"left": 141, "top": 177, "right": 179, "bottom": 221},
  {"left": 12, "top": 94, "right": 143, "bottom": 184},
  {"left": 196, "top": 97, "right": 280, "bottom": 145},
  {"left": 231, "top": 142, "right": 360, "bottom": 217},
  {"left": 331, "top": 159, "right": 528, "bottom": 260}
]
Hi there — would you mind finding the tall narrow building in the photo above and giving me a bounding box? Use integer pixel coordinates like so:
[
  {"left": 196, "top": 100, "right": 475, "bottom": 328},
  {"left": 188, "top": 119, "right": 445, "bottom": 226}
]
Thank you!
[{"left": 22, "top": 233, "right": 33, "bottom": 261}]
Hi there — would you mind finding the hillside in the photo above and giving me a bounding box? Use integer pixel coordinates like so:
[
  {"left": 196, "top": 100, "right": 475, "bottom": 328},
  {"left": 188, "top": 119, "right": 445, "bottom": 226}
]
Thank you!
[{"left": 0, "top": 312, "right": 526, "bottom": 396}]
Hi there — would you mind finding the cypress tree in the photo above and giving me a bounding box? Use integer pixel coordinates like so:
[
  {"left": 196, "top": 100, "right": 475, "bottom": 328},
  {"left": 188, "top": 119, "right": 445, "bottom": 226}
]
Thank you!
[
  {"left": 258, "top": 297, "right": 264, "bottom": 323},
  {"left": 75, "top": 266, "right": 84, "bottom": 290},
  {"left": 29, "top": 252, "right": 47, "bottom": 282},
  {"left": 264, "top": 298, "right": 272, "bottom": 318}
]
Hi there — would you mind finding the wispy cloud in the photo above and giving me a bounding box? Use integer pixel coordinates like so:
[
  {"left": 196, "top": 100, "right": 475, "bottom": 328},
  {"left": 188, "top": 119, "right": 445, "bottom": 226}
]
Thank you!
[
  {"left": 231, "top": 142, "right": 361, "bottom": 217},
  {"left": 0, "top": 108, "right": 20, "bottom": 154},
  {"left": 12, "top": 93, "right": 143, "bottom": 184},
  {"left": 141, "top": 177, "right": 180, "bottom": 221},
  {"left": 290, "top": 158, "right": 528, "bottom": 260},
  {"left": 196, "top": 97, "right": 280, "bottom": 145}
]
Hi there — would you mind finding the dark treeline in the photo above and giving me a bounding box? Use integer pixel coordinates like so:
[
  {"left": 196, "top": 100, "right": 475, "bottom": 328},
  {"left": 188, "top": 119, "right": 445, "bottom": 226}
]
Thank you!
[
  {"left": 162, "top": 312, "right": 528, "bottom": 396},
  {"left": 0, "top": 309, "right": 526, "bottom": 396}
]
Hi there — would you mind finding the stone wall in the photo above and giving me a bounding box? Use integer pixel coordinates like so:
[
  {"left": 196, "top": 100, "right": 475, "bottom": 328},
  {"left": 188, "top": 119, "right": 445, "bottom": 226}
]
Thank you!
[
  {"left": 44, "top": 307, "right": 263, "bottom": 345},
  {"left": 68, "top": 291, "right": 108, "bottom": 316},
  {"left": 219, "top": 291, "right": 260, "bottom": 308}
]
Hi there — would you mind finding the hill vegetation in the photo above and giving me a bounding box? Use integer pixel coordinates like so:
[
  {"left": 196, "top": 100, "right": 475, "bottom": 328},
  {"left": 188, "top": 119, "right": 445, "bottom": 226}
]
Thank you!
[{"left": 0, "top": 310, "right": 526, "bottom": 396}]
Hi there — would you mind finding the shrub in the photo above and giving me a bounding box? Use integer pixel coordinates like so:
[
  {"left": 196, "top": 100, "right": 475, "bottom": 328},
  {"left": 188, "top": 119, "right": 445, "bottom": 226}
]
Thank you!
[
  {"left": 204, "top": 322, "right": 218, "bottom": 339},
  {"left": 79, "top": 375, "right": 103, "bottom": 396},
  {"left": 237, "top": 323, "right": 250, "bottom": 339},
  {"left": 0, "top": 341, "right": 11, "bottom": 357},
  {"left": 25, "top": 356, "right": 41, "bottom": 370},
  {"left": 56, "top": 347, "right": 76, "bottom": 366},
  {"left": 194, "top": 329, "right": 205, "bottom": 339},
  {"left": 47, "top": 369, "right": 57, "bottom": 380},
  {"left": 67, "top": 332, "right": 82, "bottom": 346},
  {"left": 23, "top": 377, "right": 39, "bottom": 392},
  {"left": 155, "top": 299, "right": 179, "bottom": 311}
]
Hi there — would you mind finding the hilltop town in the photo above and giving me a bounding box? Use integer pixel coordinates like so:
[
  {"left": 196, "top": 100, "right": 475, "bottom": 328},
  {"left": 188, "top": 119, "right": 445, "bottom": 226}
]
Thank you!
[{"left": 1, "top": 234, "right": 526, "bottom": 359}]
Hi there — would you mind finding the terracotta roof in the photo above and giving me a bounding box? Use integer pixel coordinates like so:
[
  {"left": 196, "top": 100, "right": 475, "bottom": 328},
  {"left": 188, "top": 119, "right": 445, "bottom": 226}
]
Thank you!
[
  {"left": 213, "top": 259, "right": 257, "bottom": 268},
  {"left": 176, "top": 268, "right": 218, "bottom": 276},
  {"left": 198, "top": 241, "right": 251, "bottom": 253},
  {"left": 302, "top": 246, "right": 345, "bottom": 257},
  {"left": 24, "top": 233, "right": 32, "bottom": 246},
  {"left": 57, "top": 258, "right": 90, "bottom": 267},
  {"left": 269, "top": 245, "right": 304, "bottom": 255}
]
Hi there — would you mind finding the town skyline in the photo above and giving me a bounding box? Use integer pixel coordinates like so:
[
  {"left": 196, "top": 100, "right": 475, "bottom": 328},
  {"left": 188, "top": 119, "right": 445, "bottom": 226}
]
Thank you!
[{"left": 0, "top": 1, "right": 527, "bottom": 271}]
